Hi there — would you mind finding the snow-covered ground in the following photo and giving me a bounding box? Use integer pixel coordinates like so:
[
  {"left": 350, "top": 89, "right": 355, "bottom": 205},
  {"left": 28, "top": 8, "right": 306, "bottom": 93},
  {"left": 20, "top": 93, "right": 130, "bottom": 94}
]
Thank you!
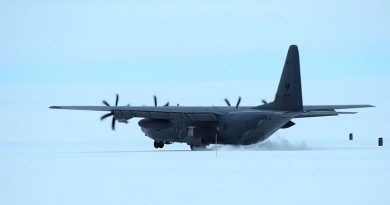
[
  {"left": 0, "top": 79, "right": 387, "bottom": 205},
  {"left": 0, "top": 138, "right": 388, "bottom": 205}
]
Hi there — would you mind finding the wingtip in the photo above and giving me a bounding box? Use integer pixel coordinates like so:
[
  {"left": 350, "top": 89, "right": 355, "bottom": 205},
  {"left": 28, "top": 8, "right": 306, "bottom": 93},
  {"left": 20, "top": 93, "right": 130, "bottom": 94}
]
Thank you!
[{"left": 49, "top": 106, "right": 61, "bottom": 109}]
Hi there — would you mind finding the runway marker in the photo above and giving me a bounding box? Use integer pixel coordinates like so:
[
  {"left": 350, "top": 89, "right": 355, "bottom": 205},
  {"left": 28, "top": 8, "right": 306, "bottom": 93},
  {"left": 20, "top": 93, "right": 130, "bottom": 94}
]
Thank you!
[{"left": 378, "top": 138, "right": 383, "bottom": 146}]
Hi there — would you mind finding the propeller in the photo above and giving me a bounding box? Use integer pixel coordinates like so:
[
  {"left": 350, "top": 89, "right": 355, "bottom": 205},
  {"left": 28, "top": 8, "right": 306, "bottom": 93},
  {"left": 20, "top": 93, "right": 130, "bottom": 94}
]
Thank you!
[
  {"left": 236, "top": 97, "right": 241, "bottom": 109},
  {"left": 224, "top": 98, "right": 231, "bottom": 107},
  {"left": 153, "top": 95, "right": 169, "bottom": 107},
  {"left": 100, "top": 94, "right": 119, "bottom": 130},
  {"left": 224, "top": 97, "right": 242, "bottom": 109}
]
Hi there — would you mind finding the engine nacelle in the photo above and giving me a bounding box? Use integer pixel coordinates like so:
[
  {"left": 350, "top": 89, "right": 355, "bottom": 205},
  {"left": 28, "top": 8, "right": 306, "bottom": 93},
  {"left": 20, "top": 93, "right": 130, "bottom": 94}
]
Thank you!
[{"left": 138, "top": 119, "right": 172, "bottom": 130}]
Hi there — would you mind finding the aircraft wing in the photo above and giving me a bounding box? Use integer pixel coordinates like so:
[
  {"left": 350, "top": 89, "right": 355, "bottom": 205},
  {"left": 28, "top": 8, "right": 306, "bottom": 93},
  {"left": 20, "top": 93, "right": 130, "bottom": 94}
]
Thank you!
[
  {"left": 303, "top": 104, "right": 374, "bottom": 111},
  {"left": 49, "top": 106, "right": 222, "bottom": 121}
]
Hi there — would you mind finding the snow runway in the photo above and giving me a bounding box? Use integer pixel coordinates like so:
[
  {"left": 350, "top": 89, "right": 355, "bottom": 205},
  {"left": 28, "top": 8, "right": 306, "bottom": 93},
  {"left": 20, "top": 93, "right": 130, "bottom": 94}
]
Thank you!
[{"left": 0, "top": 141, "right": 389, "bottom": 205}]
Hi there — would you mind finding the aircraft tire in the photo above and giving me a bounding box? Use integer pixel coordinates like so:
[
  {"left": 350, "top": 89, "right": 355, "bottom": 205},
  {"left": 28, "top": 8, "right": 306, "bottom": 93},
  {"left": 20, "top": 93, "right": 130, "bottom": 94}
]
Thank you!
[
  {"left": 154, "top": 141, "right": 164, "bottom": 149},
  {"left": 154, "top": 141, "right": 159, "bottom": 149},
  {"left": 190, "top": 145, "right": 206, "bottom": 151}
]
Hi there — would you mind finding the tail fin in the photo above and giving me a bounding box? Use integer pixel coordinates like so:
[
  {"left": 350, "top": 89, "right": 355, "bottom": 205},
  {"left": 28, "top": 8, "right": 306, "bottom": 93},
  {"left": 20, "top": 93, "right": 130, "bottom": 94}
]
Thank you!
[
  {"left": 255, "top": 45, "right": 303, "bottom": 112},
  {"left": 271, "top": 45, "right": 303, "bottom": 111}
]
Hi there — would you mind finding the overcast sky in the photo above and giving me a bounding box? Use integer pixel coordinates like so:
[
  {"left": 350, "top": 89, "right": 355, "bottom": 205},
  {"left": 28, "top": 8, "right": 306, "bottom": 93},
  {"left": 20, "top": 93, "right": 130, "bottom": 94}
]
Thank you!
[{"left": 0, "top": 0, "right": 389, "bottom": 147}]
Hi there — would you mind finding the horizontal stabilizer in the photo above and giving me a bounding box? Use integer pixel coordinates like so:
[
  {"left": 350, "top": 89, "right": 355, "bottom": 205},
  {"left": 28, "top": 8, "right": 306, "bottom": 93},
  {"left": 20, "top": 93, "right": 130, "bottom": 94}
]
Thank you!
[
  {"left": 303, "top": 104, "right": 374, "bottom": 111},
  {"left": 294, "top": 111, "right": 358, "bottom": 118}
]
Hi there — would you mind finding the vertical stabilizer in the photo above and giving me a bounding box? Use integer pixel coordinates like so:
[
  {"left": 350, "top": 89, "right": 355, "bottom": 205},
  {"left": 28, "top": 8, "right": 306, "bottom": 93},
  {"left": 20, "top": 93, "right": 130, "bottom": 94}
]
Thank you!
[{"left": 272, "top": 45, "right": 303, "bottom": 111}]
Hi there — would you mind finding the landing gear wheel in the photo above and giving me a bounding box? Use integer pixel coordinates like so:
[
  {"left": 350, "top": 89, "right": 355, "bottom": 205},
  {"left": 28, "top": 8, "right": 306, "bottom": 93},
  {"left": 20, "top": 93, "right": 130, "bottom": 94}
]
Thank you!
[
  {"left": 159, "top": 143, "right": 164, "bottom": 148},
  {"left": 154, "top": 141, "right": 165, "bottom": 149},
  {"left": 190, "top": 145, "right": 207, "bottom": 151},
  {"left": 154, "top": 141, "right": 159, "bottom": 149}
]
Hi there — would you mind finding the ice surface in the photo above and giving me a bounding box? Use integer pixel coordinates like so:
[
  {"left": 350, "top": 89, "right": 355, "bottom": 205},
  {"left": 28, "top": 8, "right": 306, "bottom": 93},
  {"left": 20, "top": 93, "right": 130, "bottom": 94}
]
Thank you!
[{"left": 0, "top": 139, "right": 389, "bottom": 205}]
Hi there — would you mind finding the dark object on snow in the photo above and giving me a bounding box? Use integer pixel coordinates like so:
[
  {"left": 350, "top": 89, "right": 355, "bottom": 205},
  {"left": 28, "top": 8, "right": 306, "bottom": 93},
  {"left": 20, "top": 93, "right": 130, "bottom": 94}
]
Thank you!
[{"left": 378, "top": 138, "right": 383, "bottom": 146}]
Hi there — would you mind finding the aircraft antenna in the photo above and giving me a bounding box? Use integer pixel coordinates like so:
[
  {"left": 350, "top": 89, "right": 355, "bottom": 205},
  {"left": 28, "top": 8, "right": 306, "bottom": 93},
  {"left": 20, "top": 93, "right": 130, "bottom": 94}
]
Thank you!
[{"left": 215, "top": 127, "right": 219, "bottom": 158}]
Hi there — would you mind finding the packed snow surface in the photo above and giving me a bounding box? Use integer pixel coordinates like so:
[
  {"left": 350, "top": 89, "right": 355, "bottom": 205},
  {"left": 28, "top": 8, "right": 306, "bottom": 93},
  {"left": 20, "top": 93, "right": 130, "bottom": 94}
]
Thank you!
[{"left": 0, "top": 138, "right": 389, "bottom": 205}]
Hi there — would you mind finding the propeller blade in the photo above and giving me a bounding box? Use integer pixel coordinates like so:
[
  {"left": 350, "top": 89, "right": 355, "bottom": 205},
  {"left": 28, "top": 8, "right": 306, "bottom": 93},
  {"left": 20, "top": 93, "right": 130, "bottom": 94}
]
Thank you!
[
  {"left": 115, "top": 94, "right": 119, "bottom": 106},
  {"left": 153, "top": 95, "right": 157, "bottom": 107},
  {"left": 236, "top": 97, "right": 241, "bottom": 109},
  {"left": 111, "top": 117, "right": 116, "bottom": 130},
  {"left": 164, "top": 102, "right": 169, "bottom": 106},
  {"left": 100, "top": 112, "right": 113, "bottom": 121},
  {"left": 102, "top": 100, "right": 110, "bottom": 106},
  {"left": 224, "top": 98, "right": 231, "bottom": 107},
  {"left": 262, "top": 99, "right": 267, "bottom": 104}
]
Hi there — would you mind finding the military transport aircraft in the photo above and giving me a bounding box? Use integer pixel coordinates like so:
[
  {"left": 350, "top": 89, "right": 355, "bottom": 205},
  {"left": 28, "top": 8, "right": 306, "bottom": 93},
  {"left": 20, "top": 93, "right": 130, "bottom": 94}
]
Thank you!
[{"left": 50, "top": 45, "right": 373, "bottom": 150}]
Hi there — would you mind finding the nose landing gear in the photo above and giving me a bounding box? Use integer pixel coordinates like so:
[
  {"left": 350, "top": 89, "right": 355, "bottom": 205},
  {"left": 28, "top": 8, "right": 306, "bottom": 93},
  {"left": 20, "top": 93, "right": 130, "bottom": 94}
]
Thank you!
[{"left": 153, "top": 141, "right": 165, "bottom": 149}]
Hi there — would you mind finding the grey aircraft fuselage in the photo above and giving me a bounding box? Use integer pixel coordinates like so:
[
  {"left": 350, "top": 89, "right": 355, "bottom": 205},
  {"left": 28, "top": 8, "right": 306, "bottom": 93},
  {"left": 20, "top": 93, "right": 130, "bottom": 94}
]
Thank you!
[
  {"left": 50, "top": 45, "right": 373, "bottom": 150},
  {"left": 138, "top": 107, "right": 291, "bottom": 146}
]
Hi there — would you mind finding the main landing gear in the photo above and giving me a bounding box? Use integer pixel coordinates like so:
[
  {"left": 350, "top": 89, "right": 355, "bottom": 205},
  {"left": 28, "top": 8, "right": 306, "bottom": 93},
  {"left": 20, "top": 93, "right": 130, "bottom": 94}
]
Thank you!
[
  {"left": 154, "top": 141, "right": 164, "bottom": 149},
  {"left": 190, "top": 145, "right": 207, "bottom": 151}
]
